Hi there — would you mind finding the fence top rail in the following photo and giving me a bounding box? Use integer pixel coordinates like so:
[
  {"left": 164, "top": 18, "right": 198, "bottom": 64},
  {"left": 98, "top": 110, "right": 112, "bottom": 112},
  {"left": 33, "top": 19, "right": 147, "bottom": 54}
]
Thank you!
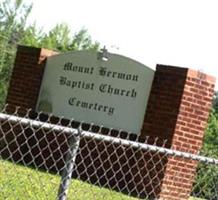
[{"left": 0, "top": 112, "right": 218, "bottom": 165}]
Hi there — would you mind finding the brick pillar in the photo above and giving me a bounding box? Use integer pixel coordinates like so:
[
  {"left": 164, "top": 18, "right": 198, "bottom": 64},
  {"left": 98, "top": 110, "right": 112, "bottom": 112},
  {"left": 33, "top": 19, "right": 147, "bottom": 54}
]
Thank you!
[
  {"left": 2, "top": 45, "right": 59, "bottom": 166},
  {"left": 142, "top": 65, "right": 188, "bottom": 143},
  {"left": 142, "top": 65, "right": 215, "bottom": 200},
  {"left": 6, "top": 45, "right": 57, "bottom": 109}
]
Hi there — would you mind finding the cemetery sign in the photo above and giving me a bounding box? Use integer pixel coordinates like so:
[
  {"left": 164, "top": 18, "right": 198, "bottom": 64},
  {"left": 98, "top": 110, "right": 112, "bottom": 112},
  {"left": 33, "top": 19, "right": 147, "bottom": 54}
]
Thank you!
[{"left": 36, "top": 50, "right": 154, "bottom": 134}]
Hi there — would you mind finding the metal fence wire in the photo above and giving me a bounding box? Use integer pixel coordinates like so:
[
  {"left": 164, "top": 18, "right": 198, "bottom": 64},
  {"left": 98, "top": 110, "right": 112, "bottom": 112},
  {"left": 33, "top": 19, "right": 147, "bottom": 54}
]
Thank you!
[{"left": 0, "top": 105, "right": 218, "bottom": 200}]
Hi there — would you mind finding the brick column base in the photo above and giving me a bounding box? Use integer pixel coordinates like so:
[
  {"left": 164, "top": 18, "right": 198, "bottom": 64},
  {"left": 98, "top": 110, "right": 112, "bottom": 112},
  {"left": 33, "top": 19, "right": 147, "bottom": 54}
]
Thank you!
[{"left": 143, "top": 65, "right": 215, "bottom": 199}]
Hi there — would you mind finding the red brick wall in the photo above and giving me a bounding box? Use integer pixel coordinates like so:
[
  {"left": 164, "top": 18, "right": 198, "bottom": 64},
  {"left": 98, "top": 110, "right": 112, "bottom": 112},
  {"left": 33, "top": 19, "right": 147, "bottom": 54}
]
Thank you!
[
  {"left": 6, "top": 45, "right": 58, "bottom": 109},
  {"left": 158, "top": 69, "right": 215, "bottom": 200},
  {"left": 142, "top": 65, "right": 188, "bottom": 144},
  {"left": 173, "top": 69, "right": 215, "bottom": 154},
  {"left": 142, "top": 65, "right": 215, "bottom": 199},
  {"left": 5, "top": 46, "right": 216, "bottom": 200}
]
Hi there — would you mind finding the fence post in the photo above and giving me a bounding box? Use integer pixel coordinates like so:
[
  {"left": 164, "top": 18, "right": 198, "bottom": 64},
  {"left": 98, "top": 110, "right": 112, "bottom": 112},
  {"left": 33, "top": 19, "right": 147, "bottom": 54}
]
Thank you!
[{"left": 57, "top": 128, "right": 81, "bottom": 200}]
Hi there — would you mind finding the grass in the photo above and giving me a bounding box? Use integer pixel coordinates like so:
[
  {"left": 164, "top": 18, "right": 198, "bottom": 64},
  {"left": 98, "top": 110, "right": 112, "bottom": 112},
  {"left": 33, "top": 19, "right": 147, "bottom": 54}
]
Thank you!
[
  {"left": 0, "top": 159, "right": 138, "bottom": 200},
  {"left": 0, "top": 159, "right": 206, "bottom": 200}
]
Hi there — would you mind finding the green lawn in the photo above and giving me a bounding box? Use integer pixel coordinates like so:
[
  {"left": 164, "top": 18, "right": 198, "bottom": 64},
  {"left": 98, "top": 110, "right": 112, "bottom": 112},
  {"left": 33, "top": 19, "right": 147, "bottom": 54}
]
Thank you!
[
  {"left": 0, "top": 159, "right": 205, "bottom": 200},
  {"left": 0, "top": 159, "right": 138, "bottom": 200}
]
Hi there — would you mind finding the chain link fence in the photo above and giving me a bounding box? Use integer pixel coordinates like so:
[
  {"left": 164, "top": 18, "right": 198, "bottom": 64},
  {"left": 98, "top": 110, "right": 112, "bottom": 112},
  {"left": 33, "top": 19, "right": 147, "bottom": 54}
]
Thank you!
[{"left": 0, "top": 105, "right": 218, "bottom": 200}]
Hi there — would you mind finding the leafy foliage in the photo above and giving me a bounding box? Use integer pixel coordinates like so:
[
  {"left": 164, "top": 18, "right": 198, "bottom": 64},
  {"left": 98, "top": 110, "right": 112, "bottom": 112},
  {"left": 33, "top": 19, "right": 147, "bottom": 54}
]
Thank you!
[
  {"left": 212, "top": 91, "right": 218, "bottom": 113},
  {"left": 0, "top": 0, "right": 99, "bottom": 109},
  {"left": 0, "top": 0, "right": 32, "bottom": 109},
  {"left": 192, "top": 109, "right": 218, "bottom": 199},
  {"left": 203, "top": 109, "right": 218, "bottom": 156}
]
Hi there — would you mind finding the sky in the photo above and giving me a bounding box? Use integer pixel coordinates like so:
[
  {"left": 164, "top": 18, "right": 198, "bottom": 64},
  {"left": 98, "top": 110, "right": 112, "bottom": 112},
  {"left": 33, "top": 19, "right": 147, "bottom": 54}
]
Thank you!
[{"left": 28, "top": 0, "right": 218, "bottom": 89}]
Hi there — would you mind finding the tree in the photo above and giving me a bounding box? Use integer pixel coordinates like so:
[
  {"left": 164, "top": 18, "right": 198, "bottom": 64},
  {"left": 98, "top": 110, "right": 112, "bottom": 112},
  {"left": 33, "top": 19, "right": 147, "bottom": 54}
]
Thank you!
[
  {"left": 22, "top": 24, "right": 99, "bottom": 52},
  {"left": 0, "top": 0, "right": 99, "bottom": 109},
  {"left": 212, "top": 91, "right": 218, "bottom": 113},
  {"left": 192, "top": 108, "right": 218, "bottom": 199},
  {"left": 0, "top": 0, "right": 32, "bottom": 109}
]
